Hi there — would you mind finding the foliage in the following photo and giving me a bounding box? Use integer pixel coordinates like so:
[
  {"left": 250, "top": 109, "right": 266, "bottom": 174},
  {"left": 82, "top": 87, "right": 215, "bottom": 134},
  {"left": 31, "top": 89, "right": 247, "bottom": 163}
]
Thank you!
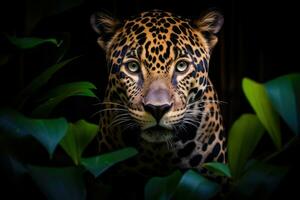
[
  {"left": 145, "top": 170, "right": 220, "bottom": 200},
  {"left": 81, "top": 147, "right": 138, "bottom": 177},
  {"left": 145, "top": 170, "right": 182, "bottom": 200},
  {"left": 265, "top": 74, "right": 300, "bottom": 135},
  {"left": 242, "top": 78, "right": 282, "bottom": 149},
  {"left": 28, "top": 165, "right": 86, "bottom": 200},
  {"left": 60, "top": 120, "right": 98, "bottom": 165},
  {"left": 32, "top": 81, "right": 98, "bottom": 117},
  {"left": 202, "top": 162, "right": 231, "bottom": 178},
  {"left": 0, "top": 109, "right": 68, "bottom": 158},
  {"left": 233, "top": 160, "right": 288, "bottom": 199},
  {"left": 16, "top": 56, "right": 82, "bottom": 110},
  {"left": 6, "top": 35, "right": 62, "bottom": 49},
  {"left": 0, "top": 34, "right": 138, "bottom": 200},
  {"left": 227, "top": 114, "right": 264, "bottom": 179}
]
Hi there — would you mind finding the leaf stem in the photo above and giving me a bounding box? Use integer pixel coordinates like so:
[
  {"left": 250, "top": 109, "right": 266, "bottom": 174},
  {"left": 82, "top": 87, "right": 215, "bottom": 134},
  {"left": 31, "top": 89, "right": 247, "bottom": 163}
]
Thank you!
[{"left": 263, "top": 136, "right": 298, "bottom": 162}]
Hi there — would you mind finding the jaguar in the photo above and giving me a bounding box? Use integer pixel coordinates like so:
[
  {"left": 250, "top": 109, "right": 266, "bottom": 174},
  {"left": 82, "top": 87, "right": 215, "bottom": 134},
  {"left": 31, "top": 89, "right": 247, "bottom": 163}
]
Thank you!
[{"left": 91, "top": 9, "right": 226, "bottom": 176}]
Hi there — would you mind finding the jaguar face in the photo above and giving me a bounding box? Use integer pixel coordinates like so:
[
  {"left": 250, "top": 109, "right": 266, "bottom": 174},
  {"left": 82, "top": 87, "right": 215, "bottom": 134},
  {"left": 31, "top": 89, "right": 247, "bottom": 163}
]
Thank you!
[{"left": 91, "top": 10, "right": 223, "bottom": 143}]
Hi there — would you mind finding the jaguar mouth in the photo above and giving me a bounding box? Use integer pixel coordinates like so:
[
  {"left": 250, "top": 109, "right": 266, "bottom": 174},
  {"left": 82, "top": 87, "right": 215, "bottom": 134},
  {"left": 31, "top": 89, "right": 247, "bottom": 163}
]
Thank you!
[{"left": 141, "top": 125, "right": 173, "bottom": 143}]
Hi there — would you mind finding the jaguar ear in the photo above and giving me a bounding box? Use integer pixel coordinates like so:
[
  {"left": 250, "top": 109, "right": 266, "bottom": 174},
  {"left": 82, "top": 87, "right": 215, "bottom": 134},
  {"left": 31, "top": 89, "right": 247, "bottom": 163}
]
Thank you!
[
  {"left": 193, "top": 11, "right": 224, "bottom": 49},
  {"left": 90, "top": 12, "right": 121, "bottom": 50}
]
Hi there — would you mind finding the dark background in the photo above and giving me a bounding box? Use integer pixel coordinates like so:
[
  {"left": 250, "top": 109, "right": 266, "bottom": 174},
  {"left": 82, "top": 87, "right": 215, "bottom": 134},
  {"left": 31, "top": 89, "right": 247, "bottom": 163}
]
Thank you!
[
  {"left": 1, "top": 0, "right": 299, "bottom": 125},
  {"left": 0, "top": 0, "right": 299, "bottom": 199}
]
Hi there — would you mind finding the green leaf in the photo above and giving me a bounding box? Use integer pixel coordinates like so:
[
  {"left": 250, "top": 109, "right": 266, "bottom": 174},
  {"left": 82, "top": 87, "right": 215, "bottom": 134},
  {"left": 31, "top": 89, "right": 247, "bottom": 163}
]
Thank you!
[
  {"left": 173, "top": 170, "right": 220, "bottom": 200},
  {"left": 32, "top": 82, "right": 97, "bottom": 117},
  {"left": 234, "top": 161, "right": 288, "bottom": 199},
  {"left": 29, "top": 165, "right": 86, "bottom": 200},
  {"left": 39, "top": 82, "right": 97, "bottom": 101},
  {"left": 228, "top": 114, "right": 265, "bottom": 179},
  {"left": 202, "top": 162, "right": 232, "bottom": 177},
  {"left": 145, "top": 170, "right": 182, "bottom": 200},
  {"left": 7, "top": 35, "right": 61, "bottom": 49},
  {"left": 60, "top": 120, "right": 98, "bottom": 165},
  {"left": 0, "top": 109, "right": 68, "bottom": 157},
  {"left": 145, "top": 170, "right": 220, "bottom": 200},
  {"left": 265, "top": 73, "right": 300, "bottom": 135},
  {"left": 242, "top": 78, "right": 282, "bottom": 149},
  {"left": 16, "top": 56, "right": 80, "bottom": 108},
  {"left": 0, "top": 109, "right": 30, "bottom": 138},
  {"left": 81, "top": 147, "right": 138, "bottom": 177}
]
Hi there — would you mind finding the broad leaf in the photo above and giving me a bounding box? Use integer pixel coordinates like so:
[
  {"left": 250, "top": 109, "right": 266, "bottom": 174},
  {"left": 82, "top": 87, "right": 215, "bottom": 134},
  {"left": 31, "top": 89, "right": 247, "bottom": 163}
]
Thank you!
[
  {"left": 265, "top": 74, "right": 300, "bottom": 135},
  {"left": 242, "top": 78, "right": 282, "bottom": 149},
  {"left": 38, "top": 82, "right": 97, "bottom": 101},
  {"left": 173, "top": 170, "right": 220, "bottom": 200},
  {"left": 228, "top": 114, "right": 265, "bottom": 179},
  {"left": 0, "top": 109, "right": 31, "bottom": 138},
  {"left": 60, "top": 120, "right": 98, "bottom": 165},
  {"left": 0, "top": 109, "right": 68, "bottom": 157},
  {"left": 29, "top": 165, "right": 86, "bottom": 200},
  {"left": 81, "top": 147, "right": 138, "bottom": 177},
  {"left": 17, "top": 56, "right": 80, "bottom": 108},
  {"left": 32, "top": 82, "right": 97, "bottom": 117},
  {"left": 145, "top": 170, "right": 220, "bottom": 200},
  {"left": 145, "top": 170, "right": 182, "bottom": 200},
  {"left": 234, "top": 161, "right": 288, "bottom": 199},
  {"left": 7, "top": 35, "right": 61, "bottom": 49},
  {"left": 202, "top": 162, "right": 231, "bottom": 177}
]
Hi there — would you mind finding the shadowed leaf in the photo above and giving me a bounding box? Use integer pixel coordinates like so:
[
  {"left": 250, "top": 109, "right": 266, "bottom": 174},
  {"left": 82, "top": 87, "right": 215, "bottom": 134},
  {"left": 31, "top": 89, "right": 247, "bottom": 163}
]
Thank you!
[
  {"left": 0, "top": 109, "right": 68, "bottom": 157},
  {"left": 173, "top": 170, "right": 220, "bottom": 200},
  {"left": 228, "top": 114, "right": 265, "bottom": 179},
  {"left": 32, "top": 82, "right": 97, "bottom": 117},
  {"left": 203, "top": 162, "right": 231, "bottom": 177},
  {"left": 242, "top": 78, "right": 281, "bottom": 149},
  {"left": 16, "top": 56, "right": 80, "bottom": 108},
  {"left": 145, "top": 170, "right": 220, "bottom": 200},
  {"left": 234, "top": 161, "right": 288, "bottom": 199},
  {"left": 265, "top": 73, "right": 300, "bottom": 135},
  {"left": 60, "top": 120, "right": 98, "bottom": 165},
  {"left": 7, "top": 36, "right": 61, "bottom": 49},
  {"left": 81, "top": 147, "right": 138, "bottom": 177},
  {"left": 29, "top": 165, "right": 86, "bottom": 200},
  {"left": 145, "top": 170, "right": 182, "bottom": 200}
]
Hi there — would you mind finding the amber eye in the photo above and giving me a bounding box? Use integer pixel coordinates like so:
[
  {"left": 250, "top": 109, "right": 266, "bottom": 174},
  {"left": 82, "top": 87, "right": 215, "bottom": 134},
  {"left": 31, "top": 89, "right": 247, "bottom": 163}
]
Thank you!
[
  {"left": 175, "top": 61, "right": 189, "bottom": 72},
  {"left": 126, "top": 61, "right": 140, "bottom": 73}
]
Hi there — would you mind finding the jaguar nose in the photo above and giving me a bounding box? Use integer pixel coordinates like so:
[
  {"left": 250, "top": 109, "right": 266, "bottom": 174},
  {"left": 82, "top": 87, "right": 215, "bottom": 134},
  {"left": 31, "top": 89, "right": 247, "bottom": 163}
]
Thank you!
[{"left": 144, "top": 103, "right": 172, "bottom": 122}]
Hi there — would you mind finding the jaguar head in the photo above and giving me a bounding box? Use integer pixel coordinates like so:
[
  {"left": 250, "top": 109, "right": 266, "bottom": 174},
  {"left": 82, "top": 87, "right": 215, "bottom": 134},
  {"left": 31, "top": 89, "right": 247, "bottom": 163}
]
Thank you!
[{"left": 91, "top": 10, "right": 223, "bottom": 142}]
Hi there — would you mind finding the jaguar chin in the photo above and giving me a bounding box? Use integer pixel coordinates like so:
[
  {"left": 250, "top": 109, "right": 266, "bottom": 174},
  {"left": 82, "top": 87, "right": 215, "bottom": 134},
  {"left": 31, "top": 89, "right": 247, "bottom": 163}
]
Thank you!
[{"left": 141, "top": 126, "right": 173, "bottom": 143}]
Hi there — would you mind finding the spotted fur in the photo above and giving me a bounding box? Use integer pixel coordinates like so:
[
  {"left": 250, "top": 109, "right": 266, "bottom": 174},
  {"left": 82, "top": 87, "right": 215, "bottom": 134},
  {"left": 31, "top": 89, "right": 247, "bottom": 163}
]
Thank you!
[{"left": 91, "top": 10, "right": 226, "bottom": 176}]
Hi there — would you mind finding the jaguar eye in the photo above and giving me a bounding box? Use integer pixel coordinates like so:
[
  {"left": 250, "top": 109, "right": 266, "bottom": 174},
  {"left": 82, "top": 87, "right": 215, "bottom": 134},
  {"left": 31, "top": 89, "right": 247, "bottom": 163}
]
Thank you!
[
  {"left": 126, "top": 61, "right": 140, "bottom": 73},
  {"left": 175, "top": 61, "right": 189, "bottom": 72}
]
